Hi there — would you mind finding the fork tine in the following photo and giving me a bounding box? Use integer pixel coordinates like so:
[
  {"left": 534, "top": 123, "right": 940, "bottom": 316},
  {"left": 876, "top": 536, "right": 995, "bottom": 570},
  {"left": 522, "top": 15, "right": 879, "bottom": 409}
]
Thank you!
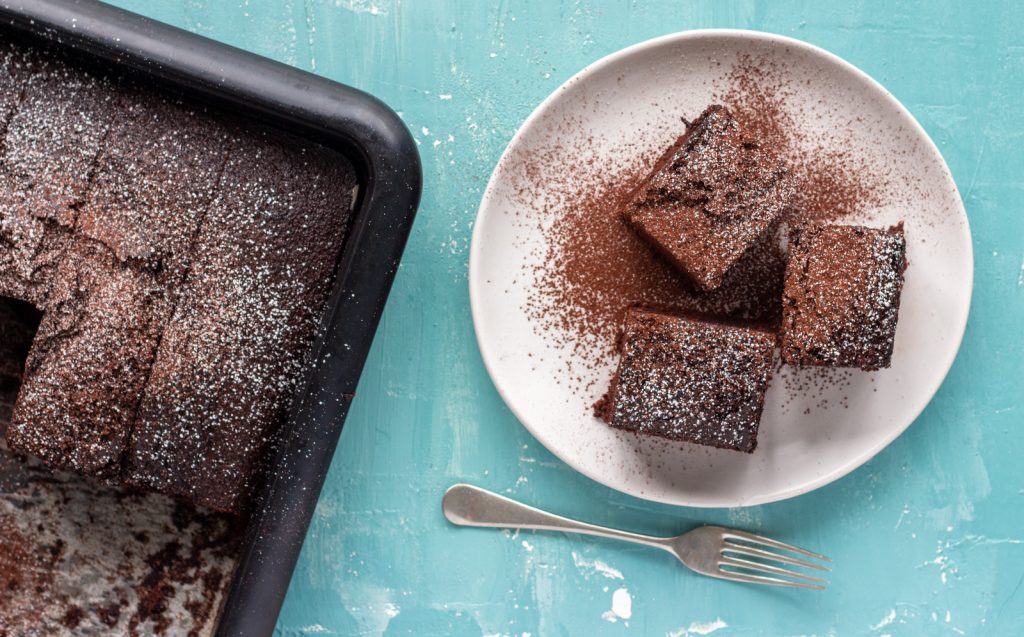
[
  {"left": 720, "top": 556, "right": 829, "bottom": 584},
  {"left": 722, "top": 530, "right": 831, "bottom": 562},
  {"left": 722, "top": 542, "right": 831, "bottom": 572},
  {"left": 713, "top": 568, "right": 826, "bottom": 590}
]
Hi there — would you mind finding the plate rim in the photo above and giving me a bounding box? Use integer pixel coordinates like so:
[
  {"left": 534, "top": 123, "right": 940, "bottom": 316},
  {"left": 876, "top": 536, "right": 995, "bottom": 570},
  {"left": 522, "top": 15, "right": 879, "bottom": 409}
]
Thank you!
[{"left": 469, "top": 28, "right": 974, "bottom": 508}]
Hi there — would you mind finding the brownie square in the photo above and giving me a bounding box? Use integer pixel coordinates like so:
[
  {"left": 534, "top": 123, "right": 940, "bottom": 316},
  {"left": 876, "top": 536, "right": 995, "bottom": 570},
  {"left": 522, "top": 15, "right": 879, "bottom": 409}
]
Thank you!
[
  {"left": 6, "top": 239, "right": 168, "bottom": 476},
  {"left": 619, "top": 105, "right": 793, "bottom": 291},
  {"left": 77, "top": 90, "right": 231, "bottom": 280},
  {"left": 1, "top": 56, "right": 115, "bottom": 227},
  {"left": 780, "top": 223, "right": 907, "bottom": 370},
  {"left": 0, "top": 51, "right": 115, "bottom": 307},
  {"left": 595, "top": 309, "right": 775, "bottom": 453}
]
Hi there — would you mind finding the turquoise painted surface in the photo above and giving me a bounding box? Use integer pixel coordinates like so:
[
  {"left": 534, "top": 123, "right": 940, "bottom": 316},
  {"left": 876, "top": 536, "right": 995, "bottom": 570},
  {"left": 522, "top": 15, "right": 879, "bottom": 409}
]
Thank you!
[{"left": 110, "top": 1, "right": 1023, "bottom": 635}]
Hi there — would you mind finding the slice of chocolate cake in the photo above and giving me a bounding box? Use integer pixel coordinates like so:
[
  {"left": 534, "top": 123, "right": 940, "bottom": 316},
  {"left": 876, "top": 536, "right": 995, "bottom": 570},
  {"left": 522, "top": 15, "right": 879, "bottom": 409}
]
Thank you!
[
  {"left": 780, "top": 223, "right": 907, "bottom": 370},
  {"left": 6, "top": 239, "right": 167, "bottom": 476},
  {"left": 595, "top": 309, "right": 775, "bottom": 453},
  {"left": 0, "top": 53, "right": 115, "bottom": 307},
  {"left": 2, "top": 56, "right": 114, "bottom": 226},
  {"left": 125, "top": 130, "right": 356, "bottom": 512},
  {"left": 77, "top": 90, "right": 232, "bottom": 280},
  {"left": 619, "top": 105, "right": 793, "bottom": 291}
]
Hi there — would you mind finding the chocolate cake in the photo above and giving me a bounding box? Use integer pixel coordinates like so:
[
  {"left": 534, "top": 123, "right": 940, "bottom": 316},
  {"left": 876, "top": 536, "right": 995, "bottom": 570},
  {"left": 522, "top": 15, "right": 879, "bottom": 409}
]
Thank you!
[
  {"left": 6, "top": 239, "right": 167, "bottom": 476},
  {"left": 595, "top": 309, "right": 775, "bottom": 452},
  {"left": 0, "top": 51, "right": 114, "bottom": 308},
  {"left": 619, "top": 105, "right": 793, "bottom": 291},
  {"left": 0, "top": 40, "right": 356, "bottom": 513},
  {"left": 6, "top": 92, "right": 236, "bottom": 479},
  {"left": 126, "top": 132, "right": 354, "bottom": 512},
  {"left": 780, "top": 223, "right": 907, "bottom": 370},
  {"left": 77, "top": 89, "right": 231, "bottom": 281}
]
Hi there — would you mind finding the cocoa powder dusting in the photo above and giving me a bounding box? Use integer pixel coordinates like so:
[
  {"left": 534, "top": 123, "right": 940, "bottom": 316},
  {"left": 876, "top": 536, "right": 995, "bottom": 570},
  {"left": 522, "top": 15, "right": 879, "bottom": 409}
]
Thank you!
[
  {"left": 715, "top": 55, "right": 882, "bottom": 223},
  {"left": 521, "top": 55, "right": 885, "bottom": 390}
]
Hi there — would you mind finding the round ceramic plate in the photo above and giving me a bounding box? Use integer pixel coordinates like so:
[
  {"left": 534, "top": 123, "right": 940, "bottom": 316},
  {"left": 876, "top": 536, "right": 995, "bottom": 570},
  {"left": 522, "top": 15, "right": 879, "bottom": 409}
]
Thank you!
[{"left": 469, "top": 30, "right": 972, "bottom": 507}]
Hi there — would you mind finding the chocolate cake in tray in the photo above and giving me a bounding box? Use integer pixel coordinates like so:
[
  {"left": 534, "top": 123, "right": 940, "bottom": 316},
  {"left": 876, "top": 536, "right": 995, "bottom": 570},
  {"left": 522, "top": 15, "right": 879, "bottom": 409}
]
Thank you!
[{"left": 0, "top": 37, "right": 357, "bottom": 514}]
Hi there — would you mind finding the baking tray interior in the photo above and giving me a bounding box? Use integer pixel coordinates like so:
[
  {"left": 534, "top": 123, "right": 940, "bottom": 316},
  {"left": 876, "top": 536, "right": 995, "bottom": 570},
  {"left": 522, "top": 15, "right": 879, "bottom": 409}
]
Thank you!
[{"left": 0, "top": 1, "right": 420, "bottom": 635}]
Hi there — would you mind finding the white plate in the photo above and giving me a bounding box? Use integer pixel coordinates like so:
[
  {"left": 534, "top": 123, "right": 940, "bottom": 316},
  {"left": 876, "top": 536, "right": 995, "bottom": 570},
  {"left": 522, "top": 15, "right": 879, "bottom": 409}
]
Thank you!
[{"left": 469, "top": 30, "right": 972, "bottom": 507}]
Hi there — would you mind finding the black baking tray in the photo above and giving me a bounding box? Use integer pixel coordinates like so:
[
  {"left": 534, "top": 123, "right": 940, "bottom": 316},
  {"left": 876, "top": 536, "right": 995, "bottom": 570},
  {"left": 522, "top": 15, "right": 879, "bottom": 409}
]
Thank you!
[{"left": 0, "top": 1, "right": 421, "bottom": 635}]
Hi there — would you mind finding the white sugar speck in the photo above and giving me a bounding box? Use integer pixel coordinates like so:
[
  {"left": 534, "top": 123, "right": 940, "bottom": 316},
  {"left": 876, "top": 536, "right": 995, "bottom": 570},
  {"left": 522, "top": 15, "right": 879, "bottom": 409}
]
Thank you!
[
  {"left": 869, "top": 609, "right": 896, "bottom": 631},
  {"left": 571, "top": 551, "right": 623, "bottom": 579},
  {"left": 669, "top": 618, "right": 729, "bottom": 636},
  {"left": 600, "top": 587, "right": 632, "bottom": 623}
]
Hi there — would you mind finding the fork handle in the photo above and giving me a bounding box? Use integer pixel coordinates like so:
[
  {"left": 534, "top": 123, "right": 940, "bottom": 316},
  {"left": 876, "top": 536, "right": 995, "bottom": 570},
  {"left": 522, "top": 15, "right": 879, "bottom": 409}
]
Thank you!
[{"left": 443, "top": 484, "right": 673, "bottom": 552}]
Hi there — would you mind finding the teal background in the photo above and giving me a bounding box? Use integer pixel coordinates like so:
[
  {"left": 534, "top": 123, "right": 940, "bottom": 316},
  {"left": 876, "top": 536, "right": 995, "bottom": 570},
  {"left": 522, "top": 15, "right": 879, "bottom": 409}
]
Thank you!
[{"left": 111, "top": 1, "right": 1023, "bottom": 635}]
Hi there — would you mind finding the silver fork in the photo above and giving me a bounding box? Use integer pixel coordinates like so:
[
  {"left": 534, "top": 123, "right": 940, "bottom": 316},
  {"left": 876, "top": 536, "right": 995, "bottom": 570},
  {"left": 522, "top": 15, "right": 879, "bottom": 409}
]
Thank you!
[{"left": 443, "top": 483, "right": 830, "bottom": 590}]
